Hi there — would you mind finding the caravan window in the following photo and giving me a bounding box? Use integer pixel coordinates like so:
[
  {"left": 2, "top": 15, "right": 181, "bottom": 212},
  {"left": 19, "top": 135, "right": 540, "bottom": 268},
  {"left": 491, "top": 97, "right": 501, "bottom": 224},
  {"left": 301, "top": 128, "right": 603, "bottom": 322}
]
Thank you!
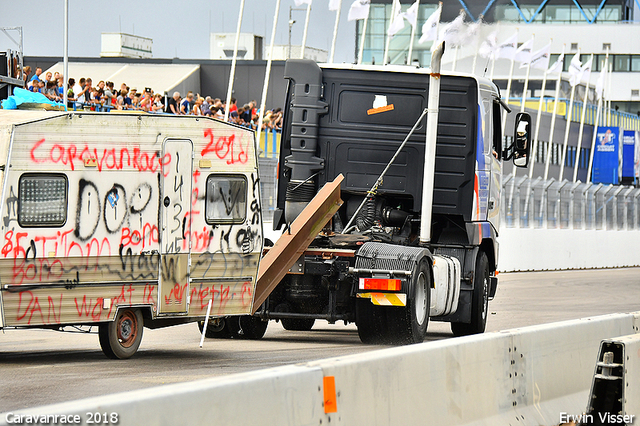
[
  {"left": 205, "top": 175, "right": 247, "bottom": 224},
  {"left": 18, "top": 174, "right": 68, "bottom": 227}
]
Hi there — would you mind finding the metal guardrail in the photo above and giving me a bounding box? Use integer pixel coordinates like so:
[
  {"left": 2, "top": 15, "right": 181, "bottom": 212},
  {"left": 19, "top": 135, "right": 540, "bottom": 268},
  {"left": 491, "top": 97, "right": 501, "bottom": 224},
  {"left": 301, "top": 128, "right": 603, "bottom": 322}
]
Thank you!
[{"left": 503, "top": 176, "right": 640, "bottom": 230}]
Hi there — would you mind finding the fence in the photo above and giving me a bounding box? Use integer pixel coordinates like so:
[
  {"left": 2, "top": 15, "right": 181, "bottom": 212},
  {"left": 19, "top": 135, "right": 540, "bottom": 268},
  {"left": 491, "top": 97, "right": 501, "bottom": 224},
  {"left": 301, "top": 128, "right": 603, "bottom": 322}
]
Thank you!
[{"left": 503, "top": 175, "right": 640, "bottom": 230}]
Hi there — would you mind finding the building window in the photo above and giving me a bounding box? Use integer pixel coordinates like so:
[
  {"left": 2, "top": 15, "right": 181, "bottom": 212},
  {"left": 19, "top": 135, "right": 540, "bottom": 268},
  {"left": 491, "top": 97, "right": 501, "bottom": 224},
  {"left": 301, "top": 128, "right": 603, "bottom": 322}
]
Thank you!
[
  {"left": 205, "top": 175, "right": 247, "bottom": 224},
  {"left": 18, "top": 174, "right": 68, "bottom": 227},
  {"left": 614, "top": 55, "right": 630, "bottom": 72}
]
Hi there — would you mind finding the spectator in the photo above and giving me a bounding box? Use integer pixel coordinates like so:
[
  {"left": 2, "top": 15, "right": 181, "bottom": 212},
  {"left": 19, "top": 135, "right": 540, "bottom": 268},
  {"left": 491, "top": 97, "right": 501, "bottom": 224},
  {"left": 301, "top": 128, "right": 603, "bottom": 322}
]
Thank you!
[
  {"left": 180, "top": 92, "right": 193, "bottom": 114},
  {"left": 30, "top": 67, "right": 43, "bottom": 84},
  {"left": 192, "top": 96, "right": 205, "bottom": 116},
  {"left": 228, "top": 97, "right": 238, "bottom": 115},
  {"left": 75, "top": 78, "right": 88, "bottom": 104},
  {"left": 22, "top": 66, "right": 32, "bottom": 85},
  {"left": 103, "top": 81, "right": 116, "bottom": 108},
  {"left": 151, "top": 93, "right": 165, "bottom": 112},
  {"left": 44, "top": 81, "right": 60, "bottom": 101},
  {"left": 43, "top": 71, "right": 53, "bottom": 84},
  {"left": 139, "top": 88, "right": 153, "bottom": 111},
  {"left": 67, "top": 78, "right": 76, "bottom": 100},
  {"left": 167, "top": 92, "right": 180, "bottom": 114},
  {"left": 241, "top": 103, "right": 252, "bottom": 124},
  {"left": 202, "top": 96, "right": 212, "bottom": 116}
]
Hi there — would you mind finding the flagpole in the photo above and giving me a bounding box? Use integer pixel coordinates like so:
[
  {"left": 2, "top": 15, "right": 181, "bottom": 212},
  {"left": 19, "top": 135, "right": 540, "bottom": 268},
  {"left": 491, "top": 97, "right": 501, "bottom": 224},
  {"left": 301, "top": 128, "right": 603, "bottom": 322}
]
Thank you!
[
  {"left": 572, "top": 53, "right": 593, "bottom": 183},
  {"left": 383, "top": 0, "right": 397, "bottom": 65},
  {"left": 358, "top": 15, "right": 369, "bottom": 64},
  {"left": 520, "top": 35, "right": 534, "bottom": 113},
  {"left": 407, "top": 0, "right": 419, "bottom": 65},
  {"left": 471, "top": 17, "right": 483, "bottom": 75},
  {"left": 256, "top": 0, "right": 281, "bottom": 150},
  {"left": 530, "top": 42, "right": 550, "bottom": 180},
  {"left": 559, "top": 51, "right": 580, "bottom": 181},
  {"left": 543, "top": 45, "right": 565, "bottom": 181},
  {"left": 606, "top": 60, "right": 613, "bottom": 126},
  {"left": 501, "top": 30, "right": 518, "bottom": 136},
  {"left": 300, "top": 3, "right": 311, "bottom": 59},
  {"left": 501, "top": 56, "right": 516, "bottom": 136},
  {"left": 588, "top": 52, "right": 608, "bottom": 182},
  {"left": 63, "top": 0, "right": 68, "bottom": 111},
  {"left": 224, "top": 0, "right": 245, "bottom": 122},
  {"left": 330, "top": 0, "right": 342, "bottom": 63}
]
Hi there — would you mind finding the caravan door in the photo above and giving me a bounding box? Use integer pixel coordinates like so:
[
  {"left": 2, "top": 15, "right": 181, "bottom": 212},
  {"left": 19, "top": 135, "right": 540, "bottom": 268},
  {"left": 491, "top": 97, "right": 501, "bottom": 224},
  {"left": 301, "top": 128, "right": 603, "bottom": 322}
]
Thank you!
[{"left": 158, "top": 139, "right": 193, "bottom": 314}]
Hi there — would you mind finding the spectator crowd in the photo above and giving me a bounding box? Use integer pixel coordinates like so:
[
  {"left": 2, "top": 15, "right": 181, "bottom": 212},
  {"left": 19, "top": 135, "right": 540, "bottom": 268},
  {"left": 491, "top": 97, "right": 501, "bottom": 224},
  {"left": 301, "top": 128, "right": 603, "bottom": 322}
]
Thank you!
[{"left": 21, "top": 66, "right": 283, "bottom": 132}]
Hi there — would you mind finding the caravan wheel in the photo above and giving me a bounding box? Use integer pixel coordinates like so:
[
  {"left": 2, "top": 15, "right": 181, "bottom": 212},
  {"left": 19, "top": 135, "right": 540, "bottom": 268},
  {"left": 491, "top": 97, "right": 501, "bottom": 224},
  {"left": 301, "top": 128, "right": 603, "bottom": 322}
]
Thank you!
[{"left": 99, "top": 308, "right": 144, "bottom": 359}]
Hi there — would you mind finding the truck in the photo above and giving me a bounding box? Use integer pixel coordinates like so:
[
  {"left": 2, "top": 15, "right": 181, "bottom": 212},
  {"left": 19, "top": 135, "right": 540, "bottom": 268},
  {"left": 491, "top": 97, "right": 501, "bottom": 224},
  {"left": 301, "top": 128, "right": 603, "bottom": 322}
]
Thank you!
[
  {"left": 209, "top": 43, "right": 531, "bottom": 344},
  {"left": 0, "top": 110, "right": 268, "bottom": 358}
]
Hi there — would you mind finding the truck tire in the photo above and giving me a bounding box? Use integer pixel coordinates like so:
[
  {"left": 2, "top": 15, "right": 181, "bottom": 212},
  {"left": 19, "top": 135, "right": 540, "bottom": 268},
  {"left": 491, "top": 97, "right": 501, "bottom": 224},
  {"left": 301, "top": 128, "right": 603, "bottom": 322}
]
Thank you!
[
  {"left": 99, "top": 308, "right": 144, "bottom": 359},
  {"left": 281, "top": 318, "right": 315, "bottom": 331},
  {"left": 387, "top": 258, "right": 430, "bottom": 344},
  {"left": 198, "top": 317, "right": 241, "bottom": 339},
  {"left": 451, "top": 251, "right": 489, "bottom": 336},
  {"left": 356, "top": 299, "right": 387, "bottom": 344},
  {"left": 239, "top": 316, "right": 269, "bottom": 339}
]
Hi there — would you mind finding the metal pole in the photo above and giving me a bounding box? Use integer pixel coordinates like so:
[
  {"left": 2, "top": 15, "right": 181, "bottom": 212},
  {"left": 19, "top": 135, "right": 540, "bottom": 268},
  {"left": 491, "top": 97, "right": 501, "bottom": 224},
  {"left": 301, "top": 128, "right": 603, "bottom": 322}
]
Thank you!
[
  {"left": 543, "top": 45, "right": 565, "bottom": 181},
  {"left": 357, "top": 15, "right": 368, "bottom": 65},
  {"left": 407, "top": 0, "right": 419, "bottom": 65},
  {"left": 256, "top": 0, "right": 281, "bottom": 149},
  {"left": 573, "top": 54, "right": 593, "bottom": 182},
  {"left": 300, "top": 4, "right": 311, "bottom": 59},
  {"left": 420, "top": 41, "right": 445, "bottom": 245},
  {"left": 520, "top": 35, "right": 534, "bottom": 113},
  {"left": 224, "top": 0, "right": 245, "bottom": 122},
  {"left": 530, "top": 64, "right": 548, "bottom": 180},
  {"left": 330, "top": 0, "right": 342, "bottom": 63},
  {"left": 383, "top": 0, "right": 397, "bottom": 65},
  {"left": 588, "top": 53, "right": 608, "bottom": 183},
  {"left": 63, "top": 0, "right": 68, "bottom": 111},
  {"left": 559, "top": 79, "right": 577, "bottom": 181}
]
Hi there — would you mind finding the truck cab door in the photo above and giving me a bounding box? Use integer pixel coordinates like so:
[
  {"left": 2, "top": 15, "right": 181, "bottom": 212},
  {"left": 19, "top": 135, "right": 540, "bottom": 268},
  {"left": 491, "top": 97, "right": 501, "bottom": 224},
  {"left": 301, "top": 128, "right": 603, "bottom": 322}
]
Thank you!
[{"left": 158, "top": 139, "right": 193, "bottom": 315}]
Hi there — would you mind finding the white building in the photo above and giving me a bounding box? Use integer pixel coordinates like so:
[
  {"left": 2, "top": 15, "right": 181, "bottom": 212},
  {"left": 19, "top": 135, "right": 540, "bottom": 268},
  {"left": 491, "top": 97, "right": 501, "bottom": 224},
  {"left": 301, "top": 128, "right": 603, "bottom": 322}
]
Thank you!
[
  {"left": 210, "top": 33, "right": 263, "bottom": 60},
  {"left": 265, "top": 45, "right": 328, "bottom": 62},
  {"left": 100, "top": 33, "right": 152, "bottom": 59}
]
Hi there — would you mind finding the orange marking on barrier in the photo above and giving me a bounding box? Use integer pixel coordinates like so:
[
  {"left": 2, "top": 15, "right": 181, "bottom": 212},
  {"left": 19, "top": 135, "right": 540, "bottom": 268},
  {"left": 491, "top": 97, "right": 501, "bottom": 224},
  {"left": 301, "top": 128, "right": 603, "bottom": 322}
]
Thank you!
[{"left": 323, "top": 376, "right": 338, "bottom": 414}]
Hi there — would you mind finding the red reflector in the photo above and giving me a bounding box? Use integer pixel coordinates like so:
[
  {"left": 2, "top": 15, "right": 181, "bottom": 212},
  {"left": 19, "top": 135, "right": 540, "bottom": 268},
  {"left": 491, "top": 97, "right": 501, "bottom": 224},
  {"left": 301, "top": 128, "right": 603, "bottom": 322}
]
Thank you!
[{"left": 359, "top": 278, "right": 402, "bottom": 291}]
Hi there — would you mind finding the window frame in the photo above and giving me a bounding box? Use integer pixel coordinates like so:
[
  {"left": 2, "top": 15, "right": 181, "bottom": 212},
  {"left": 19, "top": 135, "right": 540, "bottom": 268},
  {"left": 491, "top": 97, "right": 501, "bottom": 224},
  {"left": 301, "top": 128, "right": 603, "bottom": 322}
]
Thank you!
[
  {"left": 18, "top": 173, "right": 69, "bottom": 228},
  {"left": 204, "top": 174, "right": 248, "bottom": 225}
]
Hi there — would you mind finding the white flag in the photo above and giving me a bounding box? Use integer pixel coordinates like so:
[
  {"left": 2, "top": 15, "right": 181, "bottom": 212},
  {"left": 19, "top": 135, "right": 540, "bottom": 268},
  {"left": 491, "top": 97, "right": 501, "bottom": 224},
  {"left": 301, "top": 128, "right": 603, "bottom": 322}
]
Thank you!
[
  {"left": 568, "top": 53, "right": 583, "bottom": 87},
  {"left": 419, "top": 5, "right": 441, "bottom": 44},
  {"left": 295, "top": 0, "right": 312, "bottom": 5},
  {"left": 403, "top": 0, "right": 419, "bottom": 28},
  {"left": 495, "top": 32, "right": 518, "bottom": 60},
  {"left": 515, "top": 37, "right": 534, "bottom": 65},
  {"left": 439, "top": 12, "right": 465, "bottom": 47},
  {"left": 348, "top": 0, "right": 370, "bottom": 21},
  {"left": 387, "top": 0, "right": 405, "bottom": 37},
  {"left": 547, "top": 52, "right": 564, "bottom": 74},
  {"left": 462, "top": 20, "right": 481, "bottom": 47},
  {"left": 329, "top": 0, "right": 341, "bottom": 11},
  {"left": 528, "top": 42, "right": 551, "bottom": 70},
  {"left": 595, "top": 65, "right": 606, "bottom": 100},
  {"left": 478, "top": 31, "right": 497, "bottom": 58}
]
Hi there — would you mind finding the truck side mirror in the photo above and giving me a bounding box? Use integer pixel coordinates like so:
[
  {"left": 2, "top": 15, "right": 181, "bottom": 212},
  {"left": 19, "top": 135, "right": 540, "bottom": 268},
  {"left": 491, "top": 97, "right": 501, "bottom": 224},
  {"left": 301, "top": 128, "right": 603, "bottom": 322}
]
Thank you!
[{"left": 503, "top": 112, "right": 531, "bottom": 167}]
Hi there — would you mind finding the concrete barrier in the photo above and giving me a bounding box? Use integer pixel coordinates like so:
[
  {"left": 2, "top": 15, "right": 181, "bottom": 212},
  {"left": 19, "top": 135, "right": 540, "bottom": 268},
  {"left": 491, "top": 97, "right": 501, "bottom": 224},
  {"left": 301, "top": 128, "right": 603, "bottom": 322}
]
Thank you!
[
  {"left": 2, "top": 312, "right": 639, "bottom": 426},
  {"left": 498, "top": 227, "right": 640, "bottom": 271}
]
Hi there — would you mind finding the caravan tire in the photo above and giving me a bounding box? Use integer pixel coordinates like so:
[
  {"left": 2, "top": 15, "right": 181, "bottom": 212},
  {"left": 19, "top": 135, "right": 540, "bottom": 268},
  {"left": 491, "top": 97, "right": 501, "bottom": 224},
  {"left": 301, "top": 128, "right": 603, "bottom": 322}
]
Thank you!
[{"left": 99, "top": 308, "right": 144, "bottom": 359}]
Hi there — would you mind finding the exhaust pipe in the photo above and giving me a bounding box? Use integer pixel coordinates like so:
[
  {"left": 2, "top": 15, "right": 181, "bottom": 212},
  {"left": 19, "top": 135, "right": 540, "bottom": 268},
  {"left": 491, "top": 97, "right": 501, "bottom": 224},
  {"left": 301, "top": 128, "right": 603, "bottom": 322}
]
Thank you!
[{"left": 420, "top": 41, "right": 445, "bottom": 245}]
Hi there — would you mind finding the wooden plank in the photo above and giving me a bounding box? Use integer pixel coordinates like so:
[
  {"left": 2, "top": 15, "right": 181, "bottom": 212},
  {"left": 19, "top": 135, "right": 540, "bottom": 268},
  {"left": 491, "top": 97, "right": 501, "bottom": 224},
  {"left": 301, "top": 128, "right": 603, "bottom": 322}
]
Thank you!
[{"left": 252, "top": 174, "right": 344, "bottom": 313}]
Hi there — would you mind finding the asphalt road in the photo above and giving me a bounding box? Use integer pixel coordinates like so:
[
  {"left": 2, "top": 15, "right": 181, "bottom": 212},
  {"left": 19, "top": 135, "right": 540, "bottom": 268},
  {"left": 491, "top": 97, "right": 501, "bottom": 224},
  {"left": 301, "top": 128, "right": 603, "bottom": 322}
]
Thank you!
[{"left": 1, "top": 267, "right": 639, "bottom": 412}]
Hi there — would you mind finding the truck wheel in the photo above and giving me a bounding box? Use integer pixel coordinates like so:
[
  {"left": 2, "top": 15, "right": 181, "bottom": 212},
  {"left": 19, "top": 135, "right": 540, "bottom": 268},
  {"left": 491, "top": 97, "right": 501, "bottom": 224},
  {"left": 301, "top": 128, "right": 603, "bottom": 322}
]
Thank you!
[
  {"left": 451, "top": 252, "right": 489, "bottom": 336},
  {"left": 239, "top": 316, "right": 268, "bottom": 339},
  {"left": 198, "top": 317, "right": 242, "bottom": 338},
  {"left": 356, "top": 299, "right": 387, "bottom": 344},
  {"left": 387, "top": 258, "right": 430, "bottom": 344},
  {"left": 281, "top": 318, "right": 315, "bottom": 331},
  {"left": 99, "top": 308, "right": 144, "bottom": 359}
]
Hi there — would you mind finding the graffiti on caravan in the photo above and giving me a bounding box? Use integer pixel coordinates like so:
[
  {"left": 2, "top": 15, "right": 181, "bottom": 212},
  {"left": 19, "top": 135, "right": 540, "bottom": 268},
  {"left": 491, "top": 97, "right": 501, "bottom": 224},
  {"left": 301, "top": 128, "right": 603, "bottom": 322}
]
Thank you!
[{"left": 29, "top": 138, "right": 172, "bottom": 175}]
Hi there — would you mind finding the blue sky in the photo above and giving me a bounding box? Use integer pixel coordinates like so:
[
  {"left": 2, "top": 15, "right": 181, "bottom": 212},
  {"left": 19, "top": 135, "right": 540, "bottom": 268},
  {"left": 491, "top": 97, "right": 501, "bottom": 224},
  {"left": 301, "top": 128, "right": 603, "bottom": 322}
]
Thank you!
[{"left": 0, "top": 0, "right": 357, "bottom": 62}]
